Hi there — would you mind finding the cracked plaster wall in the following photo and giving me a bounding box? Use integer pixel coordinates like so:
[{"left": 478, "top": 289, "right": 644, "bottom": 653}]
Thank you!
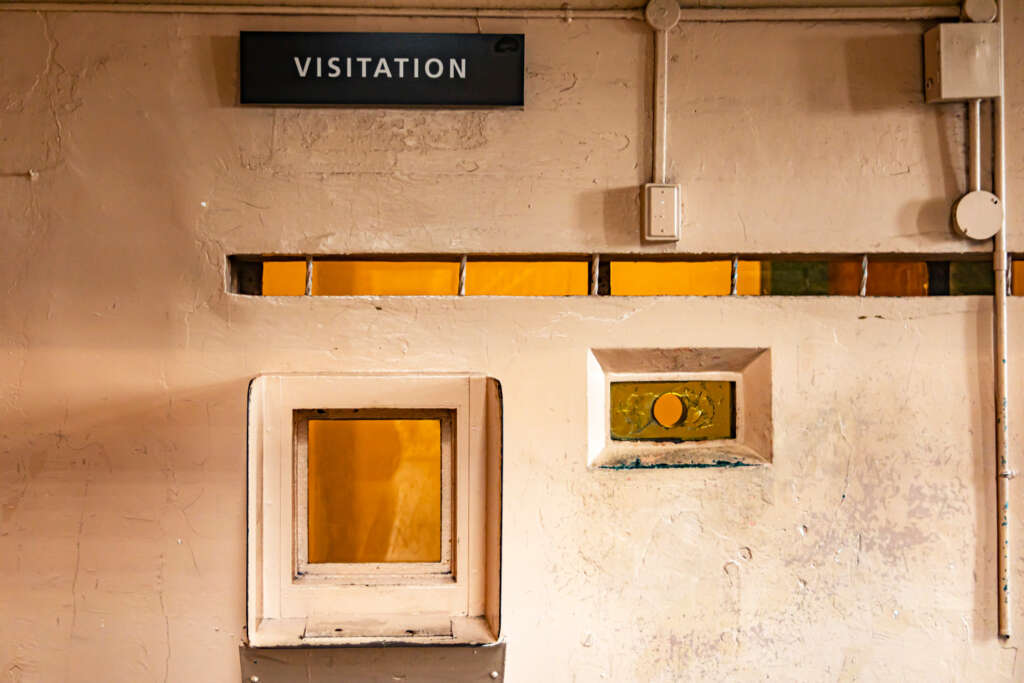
[{"left": 1, "top": 6, "right": 1023, "bottom": 682}]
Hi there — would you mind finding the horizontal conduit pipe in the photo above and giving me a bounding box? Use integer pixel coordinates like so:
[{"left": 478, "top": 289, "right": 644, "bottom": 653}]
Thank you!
[{"left": 0, "top": 2, "right": 960, "bottom": 19}]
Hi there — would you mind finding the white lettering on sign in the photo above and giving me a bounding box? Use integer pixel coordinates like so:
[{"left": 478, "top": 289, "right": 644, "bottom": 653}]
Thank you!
[{"left": 292, "top": 56, "right": 468, "bottom": 80}]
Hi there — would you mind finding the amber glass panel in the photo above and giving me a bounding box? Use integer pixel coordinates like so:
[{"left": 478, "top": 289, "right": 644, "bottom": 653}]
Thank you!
[
  {"left": 313, "top": 261, "right": 459, "bottom": 296},
  {"left": 827, "top": 261, "right": 863, "bottom": 296},
  {"left": 262, "top": 261, "right": 307, "bottom": 296},
  {"left": 466, "top": 260, "right": 588, "bottom": 296},
  {"left": 736, "top": 261, "right": 762, "bottom": 295},
  {"left": 609, "top": 380, "right": 735, "bottom": 441},
  {"left": 1013, "top": 260, "right": 1024, "bottom": 296},
  {"left": 867, "top": 261, "right": 928, "bottom": 296},
  {"left": 308, "top": 419, "right": 442, "bottom": 564},
  {"left": 611, "top": 261, "right": 760, "bottom": 296}
]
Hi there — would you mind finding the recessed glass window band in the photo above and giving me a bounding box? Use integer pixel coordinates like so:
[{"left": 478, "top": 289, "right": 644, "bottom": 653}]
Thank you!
[{"left": 229, "top": 254, "right": 1019, "bottom": 297}]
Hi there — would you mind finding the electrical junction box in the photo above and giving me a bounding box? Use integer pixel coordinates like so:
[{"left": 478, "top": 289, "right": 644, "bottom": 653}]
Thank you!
[
  {"left": 644, "top": 183, "right": 681, "bottom": 242},
  {"left": 923, "top": 23, "right": 1002, "bottom": 103}
]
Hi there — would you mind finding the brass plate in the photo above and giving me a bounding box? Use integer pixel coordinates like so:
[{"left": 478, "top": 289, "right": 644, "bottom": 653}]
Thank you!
[{"left": 609, "top": 381, "right": 735, "bottom": 442}]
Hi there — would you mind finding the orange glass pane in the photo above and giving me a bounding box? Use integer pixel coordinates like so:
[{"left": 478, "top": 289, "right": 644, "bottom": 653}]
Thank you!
[
  {"left": 465, "top": 260, "right": 588, "bottom": 296},
  {"left": 611, "top": 261, "right": 759, "bottom": 296},
  {"left": 313, "top": 261, "right": 459, "bottom": 296},
  {"left": 1012, "top": 260, "right": 1023, "bottom": 296},
  {"left": 827, "top": 261, "right": 863, "bottom": 296},
  {"left": 736, "top": 261, "right": 761, "bottom": 295},
  {"left": 308, "top": 419, "right": 442, "bottom": 564},
  {"left": 867, "top": 261, "right": 928, "bottom": 296},
  {"left": 262, "top": 261, "right": 307, "bottom": 296}
]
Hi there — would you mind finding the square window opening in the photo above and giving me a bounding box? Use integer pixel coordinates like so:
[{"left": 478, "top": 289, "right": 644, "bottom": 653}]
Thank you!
[{"left": 293, "top": 410, "right": 455, "bottom": 582}]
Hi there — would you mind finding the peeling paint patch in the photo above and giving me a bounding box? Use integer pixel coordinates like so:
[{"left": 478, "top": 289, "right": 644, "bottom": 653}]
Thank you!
[{"left": 599, "top": 458, "right": 756, "bottom": 470}]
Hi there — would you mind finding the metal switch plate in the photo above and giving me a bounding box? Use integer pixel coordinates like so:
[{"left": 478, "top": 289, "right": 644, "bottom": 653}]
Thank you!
[
  {"left": 644, "top": 183, "right": 681, "bottom": 241},
  {"left": 923, "top": 23, "right": 1002, "bottom": 103}
]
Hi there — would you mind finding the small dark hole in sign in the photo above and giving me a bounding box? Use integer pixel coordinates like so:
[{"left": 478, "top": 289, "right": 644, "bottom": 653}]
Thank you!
[{"left": 494, "top": 37, "right": 520, "bottom": 53}]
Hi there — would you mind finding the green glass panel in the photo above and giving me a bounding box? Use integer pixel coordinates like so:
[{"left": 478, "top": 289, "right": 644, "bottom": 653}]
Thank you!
[
  {"left": 609, "top": 381, "right": 735, "bottom": 442},
  {"left": 949, "top": 261, "right": 994, "bottom": 295},
  {"left": 762, "top": 262, "right": 830, "bottom": 295}
]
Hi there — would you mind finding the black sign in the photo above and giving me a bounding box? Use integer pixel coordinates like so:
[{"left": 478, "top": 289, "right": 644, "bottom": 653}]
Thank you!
[{"left": 240, "top": 31, "right": 524, "bottom": 107}]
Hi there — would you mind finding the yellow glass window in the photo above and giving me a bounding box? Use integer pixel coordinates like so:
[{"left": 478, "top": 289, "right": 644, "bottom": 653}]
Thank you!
[
  {"left": 465, "top": 260, "right": 589, "bottom": 296},
  {"left": 610, "top": 261, "right": 760, "bottom": 296},
  {"left": 262, "top": 261, "right": 307, "bottom": 296},
  {"left": 313, "top": 261, "right": 459, "bottom": 296},
  {"left": 307, "top": 418, "right": 442, "bottom": 564}
]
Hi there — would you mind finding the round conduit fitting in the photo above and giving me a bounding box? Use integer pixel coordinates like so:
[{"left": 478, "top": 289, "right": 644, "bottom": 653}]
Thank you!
[
  {"left": 954, "top": 190, "right": 1004, "bottom": 240},
  {"left": 962, "top": 0, "right": 998, "bottom": 23},
  {"left": 645, "top": 0, "right": 680, "bottom": 30}
]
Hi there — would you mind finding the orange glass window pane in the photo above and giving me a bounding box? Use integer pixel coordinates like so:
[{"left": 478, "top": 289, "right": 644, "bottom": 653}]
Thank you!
[
  {"left": 827, "top": 260, "right": 863, "bottom": 296},
  {"left": 465, "top": 261, "right": 588, "bottom": 296},
  {"left": 262, "top": 261, "right": 307, "bottom": 296},
  {"left": 307, "top": 419, "right": 442, "bottom": 564},
  {"left": 867, "top": 261, "right": 928, "bottom": 296},
  {"left": 736, "top": 261, "right": 761, "bottom": 295},
  {"left": 313, "top": 261, "right": 459, "bottom": 296},
  {"left": 611, "top": 261, "right": 747, "bottom": 296},
  {"left": 1012, "top": 260, "right": 1023, "bottom": 296}
]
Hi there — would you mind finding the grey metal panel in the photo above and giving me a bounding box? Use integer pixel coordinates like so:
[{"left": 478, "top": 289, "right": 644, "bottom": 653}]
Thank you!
[{"left": 240, "top": 644, "right": 506, "bottom": 683}]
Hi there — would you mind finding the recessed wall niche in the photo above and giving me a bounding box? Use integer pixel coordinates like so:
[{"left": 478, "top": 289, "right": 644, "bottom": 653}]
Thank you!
[
  {"left": 247, "top": 374, "right": 502, "bottom": 647},
  {"left": 587, "top": 348, "right": 772, "bottom": 469}
]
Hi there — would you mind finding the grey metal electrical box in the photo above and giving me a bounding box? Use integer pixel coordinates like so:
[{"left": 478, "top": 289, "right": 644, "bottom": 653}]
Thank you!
[{"left": 923, "top": 23, "right": 1002, "bottom": 103}]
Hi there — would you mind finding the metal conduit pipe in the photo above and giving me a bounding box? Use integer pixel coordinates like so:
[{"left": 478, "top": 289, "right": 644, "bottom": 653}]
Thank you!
[
  {"left": 0, "top": 1, "right": 960, "bottom": 19},
  {"left": 969, "top": 98, "right": 982, "bottom": 194},
  {"left": 652, "top": 27, "right": 669, "bottom": 184},
  {"left": 992, "top": 2, "right": 1011, "bottom": 638}
]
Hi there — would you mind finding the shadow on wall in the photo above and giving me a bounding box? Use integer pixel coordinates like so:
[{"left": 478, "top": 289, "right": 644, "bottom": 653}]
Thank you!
[
  {"left": 836, "top": 33, "right": 967, "bottom": 245},
  {"left": 971, "top": 304, "right": 998, "bottom": 644},
  {"left": 897, "top": 104, "right": 963, "bottom": 244},
  {"left": 595, "top": 185, "right": 644, "bottom": 249},
  {"left": 209, "top": 35, "right": 239, "bottom": 107},
  {"left": 839, "top": 34, "right": 925, "bottom": 112},
  {"left": 0, "top": 378, "right": 248, "bottom": 543},
  {"left": 0, "top": 378, "right": 251, "bottom": 677}
]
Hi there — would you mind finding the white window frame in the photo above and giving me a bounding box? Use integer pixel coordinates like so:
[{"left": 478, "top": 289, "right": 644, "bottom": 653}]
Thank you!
[{"left": 247, "top": 373, "right": 501, "bottom": 647}]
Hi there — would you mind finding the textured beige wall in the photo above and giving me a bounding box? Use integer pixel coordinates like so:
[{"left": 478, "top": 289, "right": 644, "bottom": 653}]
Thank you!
[{"left": 0, "top": 6, "right": 1022, "bottom": 681}]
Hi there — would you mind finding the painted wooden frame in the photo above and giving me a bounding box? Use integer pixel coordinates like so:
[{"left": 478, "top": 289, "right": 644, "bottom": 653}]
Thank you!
[
  {"left": 247, "top": 374, "right": 502, "bottom": 647},
  {"left": 292, "top": 408, "right": 455, "bottom": 582}
]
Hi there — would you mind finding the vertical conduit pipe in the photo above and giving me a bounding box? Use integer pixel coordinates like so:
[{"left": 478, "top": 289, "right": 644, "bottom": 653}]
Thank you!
[
  {"left": 969, "top": 99, "right": 982, "bottom": 193},
  {"left": 652, "top": 28, "right": 669, "bottom": 184},
  {"left": 992, "top": 1, "right": 1011, "bottom": 637}
]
